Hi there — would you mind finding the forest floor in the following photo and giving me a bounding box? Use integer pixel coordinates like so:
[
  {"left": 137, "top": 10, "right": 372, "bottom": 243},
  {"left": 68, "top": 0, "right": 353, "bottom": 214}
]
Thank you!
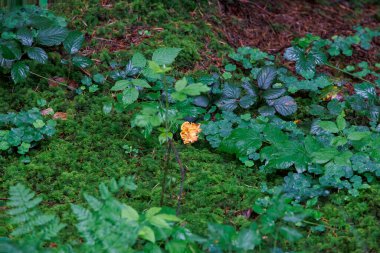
[{"left": 1, "top": 0, "right": 379, "bottom": 252}]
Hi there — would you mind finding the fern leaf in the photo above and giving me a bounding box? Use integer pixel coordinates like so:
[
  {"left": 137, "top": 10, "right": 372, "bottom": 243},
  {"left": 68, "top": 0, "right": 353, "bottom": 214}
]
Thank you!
[{"left": 6, "top": 183, "right": 64, "bottom": 241}]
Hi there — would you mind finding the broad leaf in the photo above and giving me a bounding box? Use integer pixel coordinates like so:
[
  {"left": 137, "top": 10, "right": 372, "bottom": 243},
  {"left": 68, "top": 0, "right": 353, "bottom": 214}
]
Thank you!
[
  {"left": 63, "top": 31, "right": 84, "bottom": 54},
  {"left": 152, "top": 48, "right": 181, "bottom": 65},
  {"left": 270, "top": 96, "right": 297, "bottom": 116},
  {"left": 319, "top": 121, "right": 339, "bottom": 133},
  {"left": 132, "top": 79, "right": 151, "bottom": 88},
  {"left": 26, "top": 47, "right": 48, "bottom": 64},
  {"left": 111, "top": 80, "right": 129, "bottom": 91},
  {"left": 220, "top": 128, "right": 262, "bottom": 158},
  {"left": 16, "top": 27, "right": 33, "bottom": 46},
  {"left": 37, "top": 27, "right": 68, "bottom": 46},
  {"left": 132, "top": 52, "right": 146, "bottom": 68},
  {"left": 11, "top": 62, "right": 29, "bottom": 83},
  {"left": 72, "top": 56, "right": 93, "bottom": 68},
  {"left": 239, "top": 95, "right": 256, "bottom": 109},
  {"left": 257, "top": 66, "right": 276, "bottom": 90},
  {"left": 192, "top": 96, "right": 209, "bottom": 108},
  {"left": 263, "top": 88, "right": 286, "bottom": 100},
  {"left": 122, "top": 88, "right": 139, "bottom": 105}
]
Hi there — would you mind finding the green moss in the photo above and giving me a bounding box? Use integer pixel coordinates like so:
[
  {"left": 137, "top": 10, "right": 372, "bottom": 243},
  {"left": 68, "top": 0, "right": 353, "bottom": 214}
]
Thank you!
[
  {"left": 50, "top": 0, "right": 230, "bottom": 69},
  {"left": 1, "top": 1, "right": 379, "bottom": 252},
  {"left": 295, "top": 183, "right": 380, "bottom": 252}
]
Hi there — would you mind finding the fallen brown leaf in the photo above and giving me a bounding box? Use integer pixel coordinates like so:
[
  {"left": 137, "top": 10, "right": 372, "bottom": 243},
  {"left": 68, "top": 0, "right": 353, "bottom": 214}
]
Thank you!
[
  {"left": 41, "top": 108, "right": 54, "bottom": 116},
  {"left": 53, "top": 112, "right": 67, "bottom": 120}
]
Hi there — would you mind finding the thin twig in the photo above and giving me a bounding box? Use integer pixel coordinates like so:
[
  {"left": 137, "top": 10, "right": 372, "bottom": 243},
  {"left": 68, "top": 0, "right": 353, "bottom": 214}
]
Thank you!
[
  {"left": 170, "top": 140, "right": 186, "bottom": 215},
  {"left": 160, "top": 141, "right": 172, "bottom": 206},
  {"left": 325, "top": 63, "right": 377, "bottom": 86},
  {"left": 29, "top": 71, "right": 69, "bottom": 88}
]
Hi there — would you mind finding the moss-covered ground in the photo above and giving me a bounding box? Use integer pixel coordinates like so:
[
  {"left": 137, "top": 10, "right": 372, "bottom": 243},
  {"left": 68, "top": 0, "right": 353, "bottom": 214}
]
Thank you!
[{"left": 0, "top": 1, "right": 379, "bottom": 252}]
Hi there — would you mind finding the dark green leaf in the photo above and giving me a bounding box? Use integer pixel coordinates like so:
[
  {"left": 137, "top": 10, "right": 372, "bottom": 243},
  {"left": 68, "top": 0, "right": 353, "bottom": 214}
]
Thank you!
[
  {"left": 263, "top": 88, "right": 286, "bottom": 100},
  {"left": 284, "top": 47, "right": 301, "bottom": 61},
  {"left": 37, "top": 27, "right": 68, "bottom": 46},
  {"left": 63, "top": 31, "right": 84, "bottom": 54},
  {"left": 11, "top": 62, "right": 29, "bottom": 83},
  {"left": 239, "top": 95, "right": 256, "bottom": 109},
  {"left": 26, "top": 47, "right": 48, "bottom": 64},
  {"left": 122, "top": 88, "right": 139, "bottom": 105},
  {"left": 257, "top": 66, "right": 276, "bottom": 90},
  {"left": 220, "top": 128, "right": 262, "bottom": 158},
  {"left": 218, "top": 98, "right": 238, "bottom": 111},
  {"left": 72, "top": 56, "right": 93, "bottom": 68},
  {"left": 192, "top": 96, "right": 209, "bottom": 108},
  {"left": 258, "top": 106, "right": 275, "bottom": 116},
  {"left": 16, "top": 28, "right": 33, "bottom": 46},
  {"left": 222, "top": 85, "right": 241, "bottom": 99},
  {"left": 152, "top": 48, "right": 181, "bottom": 65},
  {"left": 270, "top": 96, "right": 297, "bottom": 116}
]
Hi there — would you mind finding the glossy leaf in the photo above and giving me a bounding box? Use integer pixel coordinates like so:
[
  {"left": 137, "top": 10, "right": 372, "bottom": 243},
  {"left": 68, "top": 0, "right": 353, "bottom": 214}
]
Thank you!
[
  {"left": 16, "top": 27, "right": 33, "bottom": 46},
  {"left": 72, "top": 56, "right": 93, "bottom": 68},
  {"left": 257, "top": 66, "right": 276, "bottom": 90},
  {"left": 152, "top": 48, "right": 181, "bottom": 65},
  {"left": 37, "top": 27, "right": 68, "bottom": 46},
  {"left": 64, "top": 31, "right": 84, "bottom": 54},
  {"left": 11, "top": 62, "right": 29, "bottom": 83},
  {"left": 271, "top": 96, "right": 297, "bottom": 116},
  {"left": 26, "top": 47, "right": 48, "bottom": 64}
]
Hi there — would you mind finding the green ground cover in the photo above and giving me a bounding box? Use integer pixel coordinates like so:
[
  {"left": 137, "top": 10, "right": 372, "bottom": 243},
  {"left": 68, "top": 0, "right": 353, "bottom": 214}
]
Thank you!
[{"left": 0, "top": 1, "right": 379, "bottom": 252}]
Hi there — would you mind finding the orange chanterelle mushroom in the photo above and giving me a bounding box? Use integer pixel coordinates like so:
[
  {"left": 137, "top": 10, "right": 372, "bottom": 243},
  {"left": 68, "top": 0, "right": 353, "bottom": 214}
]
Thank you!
[{"left": 180, "top": 122, "right": 202, "bottom": 144}]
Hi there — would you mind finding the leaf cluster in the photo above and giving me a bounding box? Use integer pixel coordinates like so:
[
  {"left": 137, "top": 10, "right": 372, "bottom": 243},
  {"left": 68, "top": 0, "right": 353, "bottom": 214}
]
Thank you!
[{"left": 0, "top": 108, "right": 56, "bottom": 155}]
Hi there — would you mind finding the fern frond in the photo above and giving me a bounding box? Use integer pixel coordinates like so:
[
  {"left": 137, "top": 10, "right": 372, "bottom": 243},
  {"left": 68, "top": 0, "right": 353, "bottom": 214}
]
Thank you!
[{"left": 6, "top": 183, "right": 65, "bottom": 242}]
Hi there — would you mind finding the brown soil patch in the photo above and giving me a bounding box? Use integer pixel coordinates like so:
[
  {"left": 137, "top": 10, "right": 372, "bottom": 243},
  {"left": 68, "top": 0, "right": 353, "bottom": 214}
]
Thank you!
[{"left": 213, "top": 0, "right": 380, "bottom": 55}]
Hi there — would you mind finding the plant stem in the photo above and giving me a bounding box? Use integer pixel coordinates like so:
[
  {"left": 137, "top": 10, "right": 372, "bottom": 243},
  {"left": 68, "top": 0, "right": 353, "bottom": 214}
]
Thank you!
[
  {"left": 170, "top": 140, "right": 186, "bottom": 215},
  {"left": 302, "top": 220, "right": 334, "bottom": 230},
  {"left": 159, "top": 73, "right": 172, "bottom": 206},
  {"left": 160, "top": 142, "right": 171, "bottom": 206},
  {"left": 325, "top": 62, "right": 377, "bottom": 86},
  {"left": 29, "top": 71, "right": 69, "bottom": 88}
]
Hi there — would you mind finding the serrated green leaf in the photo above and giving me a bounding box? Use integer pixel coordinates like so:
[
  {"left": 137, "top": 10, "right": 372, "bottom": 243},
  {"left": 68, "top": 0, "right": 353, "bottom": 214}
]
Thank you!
[
  {"left": 175, "top": 77, "right": 187, "bottom": 91},
  {"left": 37, "top": 27, "right": 68, "bottom": 46},
  {"left": 63, "top": 31, "right": 84, "bottom": 54},
  {"left": 111, "top": 80, "right": 129, "bottom": 91},
  {"left": 319, "top": 121, "right": 339, "bottom": 133},
  {"left": 336, "top": 113, "right": 346, "bottom": 131},
  {"left": 121, "top": 204, "right": 139, "bottom": 221},
  {"left": 72, "top": 56, "right": 92, "bottom": 68},
  {"left": 132, "top": 79, "right": 151, "bottom": 88},
  {"left": 26, "top": 47, "right": 48, "bottom": 64},
  {"left": 138, "top": 226, "right": 155, "bottom": 243},
  {"left": 347, "top": 131, "right": 371, "bottom": 141},
  {"left": 257, "top": 66, "right": 276, "bottom": 90},
  {"left": 270, "top": 96, "right": 297, "bottom": 116},
  {"left": 152, "top": 48, "right": 181, "bottom": 65},
  {"left": 132, "top": 52, "right": 147, "bottom": 68},
  {"left": 181, "top": 83, "right": 210, "bottom": 96},
  {"left": 122, "top": 88, "right": 139, "bottom": 105},
  {"left": 220, "top": 128, "right": 262, "bottom": 158},
  {"left": 33, "top": 119, "right": 45, "bottom": 128},
  {"left": 11, "top": 62, "right": 29, "bottom": 83},
  {"left": 16, "top": 27, "right": 33, "bottom": 46}
]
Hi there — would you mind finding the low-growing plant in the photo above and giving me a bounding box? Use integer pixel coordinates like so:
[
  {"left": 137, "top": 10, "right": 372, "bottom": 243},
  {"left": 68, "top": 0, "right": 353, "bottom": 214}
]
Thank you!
[
  {"left": 2, "top": 178, "right": 324, "bottom": 253},
  {"left": 0, "top": 107, "right": 56, "bottom": 156},
  {"left": 0, "top": 5, "right": 92, "bottom": 84}
]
